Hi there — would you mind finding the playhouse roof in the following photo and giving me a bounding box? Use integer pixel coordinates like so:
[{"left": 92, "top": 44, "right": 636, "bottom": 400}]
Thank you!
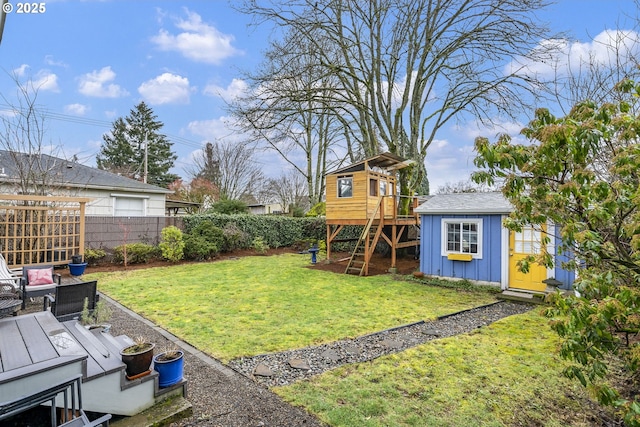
[
  {"left": 415, "top": 192, "right": 513, "bottom": 215},
  {"left": 327, "top": 152, "right": 413, "bottom": 175}
]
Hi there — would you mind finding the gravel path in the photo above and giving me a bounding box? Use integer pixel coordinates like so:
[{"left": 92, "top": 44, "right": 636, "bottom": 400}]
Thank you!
[
  {"left": 228, "top": 301, "right": 534, "bottom": 388},
  {"left": 23, "top": 297, "right": 534, "bottom": 426}
]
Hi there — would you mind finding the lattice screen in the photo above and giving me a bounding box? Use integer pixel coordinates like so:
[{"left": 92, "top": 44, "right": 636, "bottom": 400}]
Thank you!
[{"left": 0, "top": 195, "right": 88, "bottom": 268}]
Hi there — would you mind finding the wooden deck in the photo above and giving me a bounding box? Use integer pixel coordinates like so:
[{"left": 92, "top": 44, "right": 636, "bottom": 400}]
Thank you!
[{"left": 0, "top": 311, "right": 186, "bottom": 417}]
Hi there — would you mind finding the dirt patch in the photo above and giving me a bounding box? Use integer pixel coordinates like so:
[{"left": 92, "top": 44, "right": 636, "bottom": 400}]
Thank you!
[
  {"left": 309, "top": 251, "right": 420, "bottom": 276},
  {"left": 66, "top": 247, "right": 419, "bottom": 278}
]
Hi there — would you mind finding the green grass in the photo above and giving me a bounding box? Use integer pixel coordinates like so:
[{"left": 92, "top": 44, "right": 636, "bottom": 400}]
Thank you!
[
  {"left": 275, "top": 310, "right": 605, "bottom": 427},
  {"left": 89, "top": 254, "right": 496, "bottom": 361}
]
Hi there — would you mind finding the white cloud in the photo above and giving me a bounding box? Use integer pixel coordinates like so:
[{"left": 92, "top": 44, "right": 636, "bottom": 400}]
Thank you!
[
  {"left": 44, "top": 55, "right": 67, "bottom": 68},
  {"left": 151, "top": 9, "right": 242, "bottom": 65},
  {"left": 425, "top": 138, "right": 478, "bottom": 192},
  {"left": 138, "top": 73, "right": 191, "bottom": 105},
  {"left": 507, "top": 29, "right": 640, "bottom": 78},
  {"left": 13, "top": 64, "right": 29, "bottom": 77},
  {"left": 203, "top": 78, "right": 248, "bottom": 102},
  {"left": 33, "top": 70, "right": 59, "bottom": 92},
  {"left": 186, "top": 116, "right": 237, "bottom": 141},
  {"left": 64, "top": 103, "right": 89, "bottom": 115},
  {"left": 78, "top": 66, "right": 129, "bottom": 98}
]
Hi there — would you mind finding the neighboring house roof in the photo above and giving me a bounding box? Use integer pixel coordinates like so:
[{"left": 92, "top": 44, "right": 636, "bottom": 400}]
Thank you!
[
  {"left": 415, "top": 192, "right": 513, "bottom": 215},
  {"left": 0, "top": 151, "right": 172, "bottom": 194}
]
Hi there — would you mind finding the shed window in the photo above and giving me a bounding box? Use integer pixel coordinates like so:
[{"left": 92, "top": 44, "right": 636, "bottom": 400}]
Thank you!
[
  {"left": 338, "top": 176, "right": 353, "bottom": 198},
  {"left": 441, "top": 218, "right": 483, "bottom": 259}
]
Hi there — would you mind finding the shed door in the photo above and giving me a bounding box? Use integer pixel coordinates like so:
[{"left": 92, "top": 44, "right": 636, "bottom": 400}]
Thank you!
[{"left": 509, "top": 225, "right": 547, "bottom": 291}]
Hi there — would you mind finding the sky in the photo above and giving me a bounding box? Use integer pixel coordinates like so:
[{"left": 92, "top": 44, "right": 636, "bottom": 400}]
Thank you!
[{"left": 0, "top": 0, "right": 638, "bottom": 194}]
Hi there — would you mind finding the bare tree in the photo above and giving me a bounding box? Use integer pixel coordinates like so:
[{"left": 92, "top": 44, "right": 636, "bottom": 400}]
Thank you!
[
  {"left": 264, "top": 170, "right": 310, "bottom": 214},
  {"left": 238, "top": 0, "right": 555, "bottom": 206},
  {"left": 436, "top": 180, "right": 494, "bottom": 194},
  {"left": 186, "top": 141, "right": 265, "bottom": 201},
  {"left": 0, "top": 75, "right": 68, "bottom": 197},
  {"left": 229, "top": 31, "right": 346, "bottom": 206}
]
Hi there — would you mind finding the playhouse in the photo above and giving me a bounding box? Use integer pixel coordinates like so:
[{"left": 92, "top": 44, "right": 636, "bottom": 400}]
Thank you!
[
  {"left": 415, "top": 192, "right": 575, "bottom": 291},
  {"left": 325, "top": 153, "right": 420, "bottom": 275}
]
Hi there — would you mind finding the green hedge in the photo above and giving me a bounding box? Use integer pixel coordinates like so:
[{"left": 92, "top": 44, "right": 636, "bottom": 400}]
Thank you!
[{"left": 183, "top": 214, "right": 326, "bottom": 249}]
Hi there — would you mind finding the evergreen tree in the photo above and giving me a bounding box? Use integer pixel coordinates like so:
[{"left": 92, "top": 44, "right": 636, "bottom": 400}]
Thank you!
[{"left": 96, "top": 102, "right": 179, "bottom": 187}]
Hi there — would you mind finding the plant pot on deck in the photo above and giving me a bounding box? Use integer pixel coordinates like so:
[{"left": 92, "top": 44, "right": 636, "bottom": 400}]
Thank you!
[
  {"left": 153, "top": 350, "right": 184, "bottom": 387},
  {"left": 120, "top": 342, "right": 155, "bottom": 379},
  {"left": 68, "top": 262, "right": 88, "bottom": 276}
]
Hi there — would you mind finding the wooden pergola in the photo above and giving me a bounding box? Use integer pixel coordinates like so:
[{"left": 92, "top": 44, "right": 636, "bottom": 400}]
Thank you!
[{"left": 0, "top": 194, "right": 90, "bottom": 268}]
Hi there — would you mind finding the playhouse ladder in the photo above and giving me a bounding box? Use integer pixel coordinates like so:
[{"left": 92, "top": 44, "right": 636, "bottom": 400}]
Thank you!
[{"left": 345, "top": 198, "right": 384, "bottom": 276}]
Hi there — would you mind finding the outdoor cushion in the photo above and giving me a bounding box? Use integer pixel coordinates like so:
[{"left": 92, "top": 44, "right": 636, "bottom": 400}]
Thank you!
[{"left": 27, "top": 267, "right": 55, "bottom": 286}]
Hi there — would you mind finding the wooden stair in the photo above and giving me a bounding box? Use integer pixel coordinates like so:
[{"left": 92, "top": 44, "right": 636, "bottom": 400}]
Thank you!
[{"left": 345, "top": 198, "right": 384, "bottom": 276}]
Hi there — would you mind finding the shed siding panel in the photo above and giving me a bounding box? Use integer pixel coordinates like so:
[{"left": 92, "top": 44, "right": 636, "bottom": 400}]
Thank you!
[{"left": 420, "top": 214, "right": 503, "bottom": 284}]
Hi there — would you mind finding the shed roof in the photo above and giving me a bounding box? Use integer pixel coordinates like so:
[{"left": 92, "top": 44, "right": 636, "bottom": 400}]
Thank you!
[
  {"left": 327, "top": 152, "right": 413, "bottom": 175},
  {"left": 415, "top": 192, "right": 513, "bottom": 215}
]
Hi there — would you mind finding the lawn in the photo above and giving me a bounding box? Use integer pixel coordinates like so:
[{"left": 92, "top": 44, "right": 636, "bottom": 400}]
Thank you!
[
  {"left": 89, "top": 253, "right": 497, "bottom": 361},
  {"left": 90, "top": 253, "right": 611, "bottom": 425},
  {"left": 275, "top": 309, "right": 608, "bottom": 426}
]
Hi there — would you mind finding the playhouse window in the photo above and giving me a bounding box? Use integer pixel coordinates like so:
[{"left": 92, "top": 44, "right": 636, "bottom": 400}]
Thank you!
[
  {"left": 337, "top": 176, "right": 353, "bottom": 198},
  {"left": 379, "top": 180, "right": 387, "bottom": 196},
  {"left": 369, "top": 178, "right": 378, "bottom": 196},
  {"left": 441, "top": 219, "right": 483, "bottom": 258}
]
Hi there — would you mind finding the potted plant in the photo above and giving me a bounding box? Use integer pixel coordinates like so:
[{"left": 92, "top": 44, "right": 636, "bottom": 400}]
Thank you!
[
  {"left": 68, "top": 255, "right": 88, "bottom": 276},
  {"left": 120, "top": 336, "right": 155, "bottom": 380},
  {"left": 80, "top": 298, "right": 112, "bottom": 332},
  {"left": 153, "top": 344, "right": 185, "bottom": 387}
]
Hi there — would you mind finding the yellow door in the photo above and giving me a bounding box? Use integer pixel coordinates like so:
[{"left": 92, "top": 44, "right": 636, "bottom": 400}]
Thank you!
[{"left": 509, "top": 225, "right": 547, "bottom": 291}]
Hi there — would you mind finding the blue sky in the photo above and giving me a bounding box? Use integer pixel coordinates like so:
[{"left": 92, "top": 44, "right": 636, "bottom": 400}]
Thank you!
[{"left": 0, "top": 0, "right": 638, "bottom": 192}]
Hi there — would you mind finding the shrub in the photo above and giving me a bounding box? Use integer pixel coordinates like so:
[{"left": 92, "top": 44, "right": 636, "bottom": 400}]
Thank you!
[
  {"left": 222, "top": 223, "right": 250, "bottom": 252},
  {"left": 252, "top": 236, "right": 269, "bottom": 254},
  {"left": 159, "top": 226, "right": 185, "bottom": 262},
  {"left": 113, "top": 243, "right": 160, "bottom": 264},
  {"left": 305, "top": 202, "right": 325, "bottom": 217},
  {"left": 183, "top": 220, "right": 225, "bottom": 260},
  {"left": 84, "top": 248, "right": 107, "bottom": 265},
  {"left": 208, "top": 199, "right": 249, "bottom": 214}
]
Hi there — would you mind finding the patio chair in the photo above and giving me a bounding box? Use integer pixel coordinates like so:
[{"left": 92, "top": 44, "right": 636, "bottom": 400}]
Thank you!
[
  {"left": 19, "top": 264, "right": 62, "bottom": 309},
  {"left": 0, "top": 375, "right": 111, "bottom": 426},
  {"left": 0, "top": 253, "right": 21, "bottom": 291},
  {"left": 44, "top": 280, "right": 99, "bottom": 322}
]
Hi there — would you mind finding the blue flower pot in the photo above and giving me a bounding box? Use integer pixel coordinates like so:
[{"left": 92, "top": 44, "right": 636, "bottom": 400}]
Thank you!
[
  {"left": 68, "top": 262, "right": 88, "bottom": 276},
  {"left": 153, "top": 350, "right": 184, "bottom": 387}
]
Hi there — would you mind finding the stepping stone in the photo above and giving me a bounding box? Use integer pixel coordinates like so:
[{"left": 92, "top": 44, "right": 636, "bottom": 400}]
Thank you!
[
  {"left": 422, "top": 328, "right": 440, "bottom": 337},
  {"left": 320, "top": 349, "right": 340, "bottom": 361},
  {"left": 289, "top": 358, "right": 311, "bottom": 370},
  {"left": 253, "top": 363, "right": 274, "bottom": 377},
  {"left": 344, "top": 345, "right": 360, "bottom": 355},
  {"left": 381, "top": 339, "right": 403, "bottom": 349}
]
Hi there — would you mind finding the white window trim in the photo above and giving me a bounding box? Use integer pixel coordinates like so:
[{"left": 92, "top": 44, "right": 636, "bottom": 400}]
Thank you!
[{"left": 441, "top": 218, "right": 483, "bottom": 259}]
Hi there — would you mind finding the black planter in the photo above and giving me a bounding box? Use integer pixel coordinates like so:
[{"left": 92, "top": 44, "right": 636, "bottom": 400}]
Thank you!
[
  {"left": 120, "top": 342, "right": 155, "bottom": 379},
  {"left": 71, "top": 255, "right": 83, "bottom": 264}
]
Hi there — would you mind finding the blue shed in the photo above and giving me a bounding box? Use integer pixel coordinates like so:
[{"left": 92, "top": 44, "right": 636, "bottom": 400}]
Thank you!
[{"left": 415, "top": 192, "right": 574, "bottom": 291}]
